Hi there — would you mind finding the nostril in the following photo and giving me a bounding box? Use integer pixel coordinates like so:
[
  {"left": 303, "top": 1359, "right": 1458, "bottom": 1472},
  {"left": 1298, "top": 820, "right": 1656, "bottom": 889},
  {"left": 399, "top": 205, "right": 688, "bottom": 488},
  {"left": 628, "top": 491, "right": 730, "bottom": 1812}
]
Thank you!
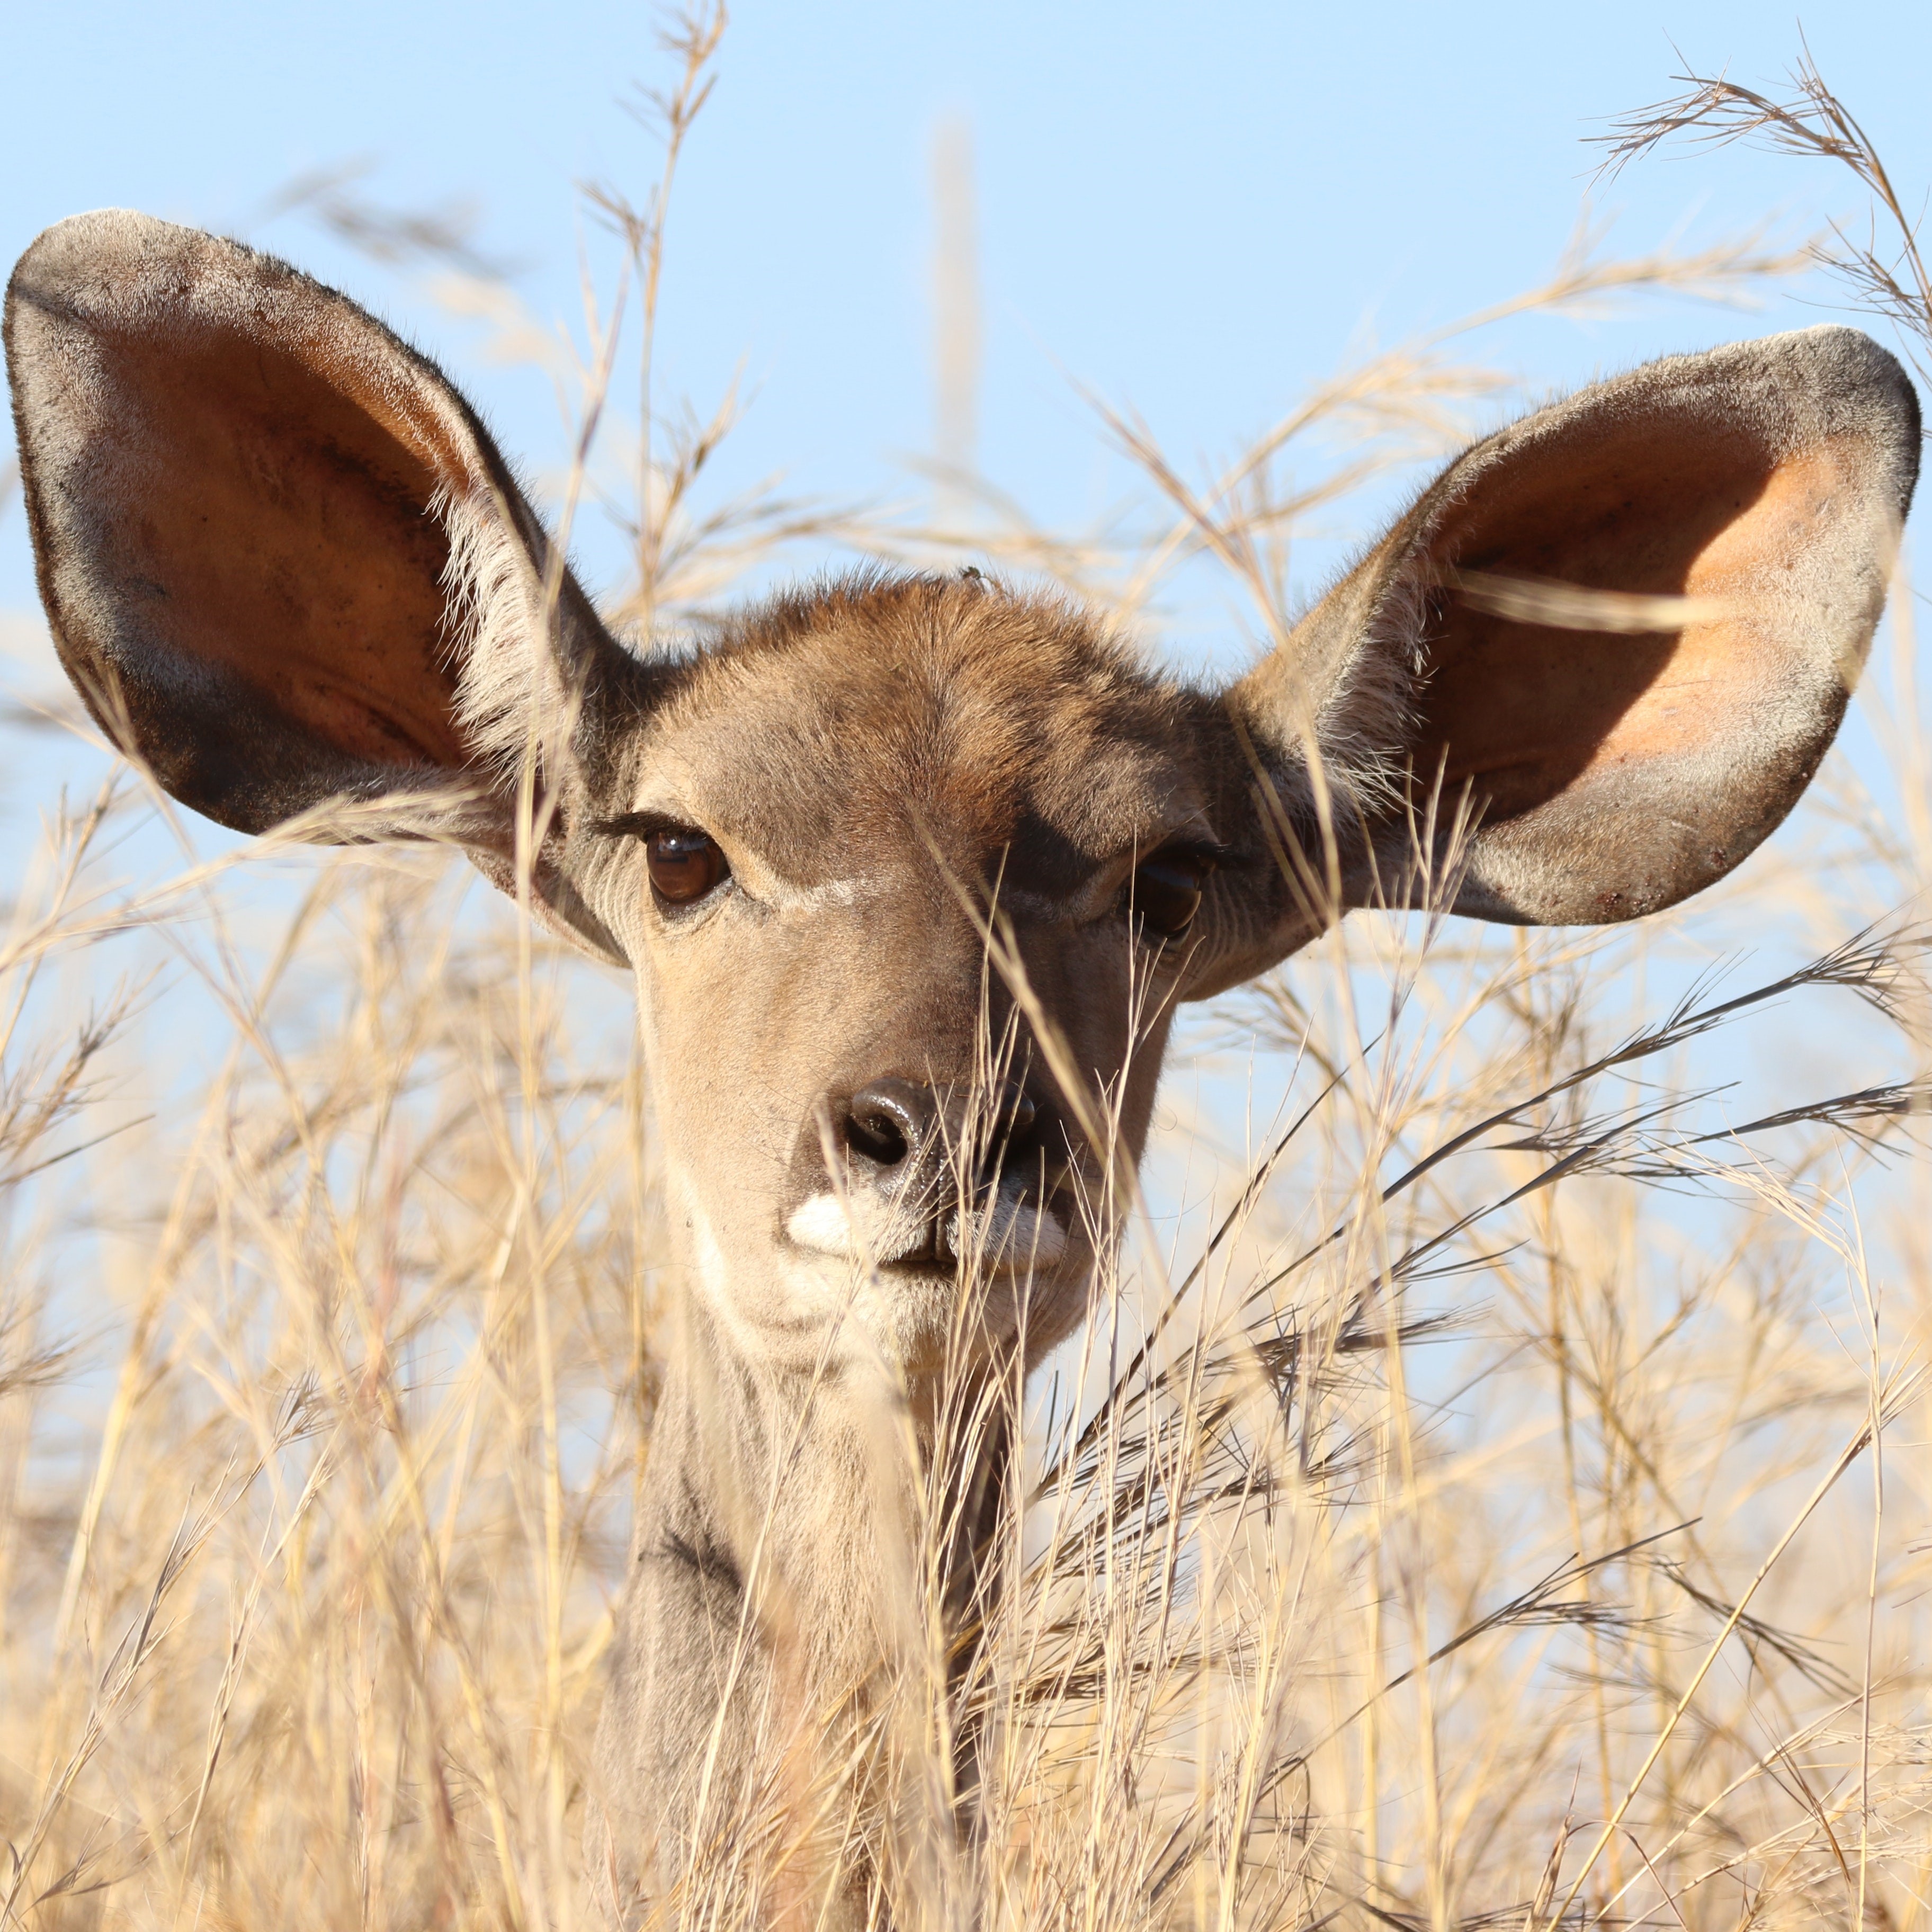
[
  {"left": 846, "top": 1105, "right": 910, "bottom": 1167},
  {"left": 841, "top": 1078, "right": 933, "bottom": 1171}
]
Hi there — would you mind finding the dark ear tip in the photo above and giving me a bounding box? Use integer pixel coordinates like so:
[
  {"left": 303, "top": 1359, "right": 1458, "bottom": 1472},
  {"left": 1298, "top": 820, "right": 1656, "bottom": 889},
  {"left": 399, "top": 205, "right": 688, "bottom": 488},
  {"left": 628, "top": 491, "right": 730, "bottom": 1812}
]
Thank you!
[
  {"left": 12, "top": 208, "right": 176, "bottom": 294},
  {"left": 1742, "top": 324, "right": 1921, "bottom": 512},
  {"left": 8, "top": 211, "right": 203, "bottom": 367},
  {"left": 1778, "top": 321, "right": 1912, "bottom": 390},
  {"left": 7, "top": 213, "right": 306, "bottom": 364}
]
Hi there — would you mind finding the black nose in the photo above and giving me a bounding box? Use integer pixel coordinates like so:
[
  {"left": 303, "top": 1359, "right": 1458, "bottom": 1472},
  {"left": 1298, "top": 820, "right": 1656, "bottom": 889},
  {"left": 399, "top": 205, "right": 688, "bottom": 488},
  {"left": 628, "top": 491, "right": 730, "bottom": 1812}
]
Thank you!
[{"left": 840, "top": 1077, "right": 1041, "bottom": 1181}]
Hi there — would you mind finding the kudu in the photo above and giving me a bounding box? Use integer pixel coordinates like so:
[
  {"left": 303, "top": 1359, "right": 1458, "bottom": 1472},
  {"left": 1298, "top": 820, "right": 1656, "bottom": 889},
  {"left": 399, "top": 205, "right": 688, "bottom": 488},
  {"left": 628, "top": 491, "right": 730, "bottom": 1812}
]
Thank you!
[{"left": 6, "top": 211, "right": 1920, "bottom": 1923}]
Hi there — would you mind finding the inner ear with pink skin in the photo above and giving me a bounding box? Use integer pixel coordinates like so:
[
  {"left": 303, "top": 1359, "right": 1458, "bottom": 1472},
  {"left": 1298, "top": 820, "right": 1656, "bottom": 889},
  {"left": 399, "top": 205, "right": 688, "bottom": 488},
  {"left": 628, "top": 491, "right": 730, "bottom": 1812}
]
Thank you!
[
  {"left": 6, "top": 208, "right": 638, "bottom": 959},
  {"left": 1223, "top": 325, "right": 1918, "bottom": 962}
]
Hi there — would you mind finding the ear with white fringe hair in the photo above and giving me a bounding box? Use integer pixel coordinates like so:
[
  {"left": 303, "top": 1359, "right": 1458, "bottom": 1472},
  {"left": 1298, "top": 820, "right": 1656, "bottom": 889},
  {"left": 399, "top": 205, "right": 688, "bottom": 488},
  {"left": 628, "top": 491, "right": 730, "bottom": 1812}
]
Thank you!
[
  {"left": 5, "top": 208, "right": 643, "bottom": 963},
  {"left": 1190, "top": 326, "right": 1920, "bottom": 995}
]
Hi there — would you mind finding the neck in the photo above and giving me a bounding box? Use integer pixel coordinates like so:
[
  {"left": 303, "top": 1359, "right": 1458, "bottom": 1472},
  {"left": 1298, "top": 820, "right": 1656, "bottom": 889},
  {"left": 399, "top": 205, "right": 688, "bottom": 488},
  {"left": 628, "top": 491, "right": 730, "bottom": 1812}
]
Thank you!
[{"left": 589, "top": 1275, "right": 1012, "bottom": 1924}]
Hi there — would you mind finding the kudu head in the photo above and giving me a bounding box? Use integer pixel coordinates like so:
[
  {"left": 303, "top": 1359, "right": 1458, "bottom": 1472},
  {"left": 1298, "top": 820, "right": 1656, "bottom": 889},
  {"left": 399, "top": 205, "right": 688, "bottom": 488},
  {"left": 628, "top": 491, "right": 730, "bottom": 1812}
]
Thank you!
[{"left": 7, "top": 212, "right": 1920, "bottom": 1395}]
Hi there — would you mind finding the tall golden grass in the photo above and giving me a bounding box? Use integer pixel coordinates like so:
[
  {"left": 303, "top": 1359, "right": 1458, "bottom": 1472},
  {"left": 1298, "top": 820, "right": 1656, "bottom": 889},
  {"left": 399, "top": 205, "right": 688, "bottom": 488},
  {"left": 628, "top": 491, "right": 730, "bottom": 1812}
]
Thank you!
[{"left": 3, "top": 17, "right": 1931, "bottom": 1927}]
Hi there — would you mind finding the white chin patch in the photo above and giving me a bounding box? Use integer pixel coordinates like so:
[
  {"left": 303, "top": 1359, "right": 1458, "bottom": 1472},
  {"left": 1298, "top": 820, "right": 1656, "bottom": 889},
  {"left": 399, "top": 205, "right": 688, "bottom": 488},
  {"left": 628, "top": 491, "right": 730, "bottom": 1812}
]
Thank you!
[{"left": 785, "top": 1191, "right": 1067, "bottom": 1274}]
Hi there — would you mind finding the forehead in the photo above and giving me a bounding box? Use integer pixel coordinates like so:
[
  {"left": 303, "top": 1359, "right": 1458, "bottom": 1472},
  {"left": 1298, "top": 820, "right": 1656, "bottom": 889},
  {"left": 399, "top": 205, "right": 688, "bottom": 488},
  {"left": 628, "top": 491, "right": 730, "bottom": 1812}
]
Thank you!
[{"left": 635, "top": 578, "right": 1210, "bottom": 891}]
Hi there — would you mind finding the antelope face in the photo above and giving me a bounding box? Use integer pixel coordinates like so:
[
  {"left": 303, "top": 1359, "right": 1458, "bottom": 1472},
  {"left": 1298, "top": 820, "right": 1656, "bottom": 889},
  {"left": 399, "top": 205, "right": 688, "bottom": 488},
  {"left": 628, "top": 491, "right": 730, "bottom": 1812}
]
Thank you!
[
  {"left": 579, "top": 580, "right": 1239, "bottom": 1374},
  {"left": 8, "top": 210, "right": 1918, "bottom": 1393}
]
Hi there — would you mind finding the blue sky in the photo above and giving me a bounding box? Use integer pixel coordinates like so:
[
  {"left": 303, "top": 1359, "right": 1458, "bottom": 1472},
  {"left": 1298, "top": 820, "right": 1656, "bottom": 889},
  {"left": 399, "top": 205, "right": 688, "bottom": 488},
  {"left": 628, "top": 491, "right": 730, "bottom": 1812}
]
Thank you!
[{"left": 5, "top": 1, "right": 1929, "bottom": 660}]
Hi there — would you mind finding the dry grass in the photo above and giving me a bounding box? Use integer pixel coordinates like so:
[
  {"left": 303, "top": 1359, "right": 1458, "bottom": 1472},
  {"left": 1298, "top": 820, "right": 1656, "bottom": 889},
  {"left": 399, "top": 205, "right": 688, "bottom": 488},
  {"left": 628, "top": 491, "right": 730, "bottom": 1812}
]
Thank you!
[{"left": 4, "top": 17, "right": 1932, "bottom": 1929}]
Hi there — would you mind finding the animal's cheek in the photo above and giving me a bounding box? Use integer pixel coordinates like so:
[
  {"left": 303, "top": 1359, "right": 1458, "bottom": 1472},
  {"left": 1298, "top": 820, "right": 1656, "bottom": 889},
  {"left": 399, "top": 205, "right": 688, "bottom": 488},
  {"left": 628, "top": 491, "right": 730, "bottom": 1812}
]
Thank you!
[
  {"left": 630, "top": 949, "right": 788, "bottom": 1171},
  {"left": 1031, "top": 944, "right": 1179, "bottom": 1162},
  {"left": 1014, "top": 932, "right": 1143, "bottom": 1076}
]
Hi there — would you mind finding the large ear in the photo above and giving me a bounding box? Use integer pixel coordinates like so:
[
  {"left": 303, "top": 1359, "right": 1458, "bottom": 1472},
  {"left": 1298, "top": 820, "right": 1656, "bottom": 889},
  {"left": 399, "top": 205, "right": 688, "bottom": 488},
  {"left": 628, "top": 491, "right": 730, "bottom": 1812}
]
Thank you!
[
  {"left": 5, "top": 209, "right": 641, "bottom": 962},
  {"left": 1207, "top": 326, "right": 1919, "bottom": 985}
]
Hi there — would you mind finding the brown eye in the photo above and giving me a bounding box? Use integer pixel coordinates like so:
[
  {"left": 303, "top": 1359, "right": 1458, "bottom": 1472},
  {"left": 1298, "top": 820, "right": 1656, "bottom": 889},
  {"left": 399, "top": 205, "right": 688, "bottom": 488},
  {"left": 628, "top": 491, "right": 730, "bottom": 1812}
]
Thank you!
[
  {"left": 1126, "top": 853, "right": 1211, "bottom": 943},
  {"left": 646, "top": 827, "right": 728, "bottom": 906}
]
